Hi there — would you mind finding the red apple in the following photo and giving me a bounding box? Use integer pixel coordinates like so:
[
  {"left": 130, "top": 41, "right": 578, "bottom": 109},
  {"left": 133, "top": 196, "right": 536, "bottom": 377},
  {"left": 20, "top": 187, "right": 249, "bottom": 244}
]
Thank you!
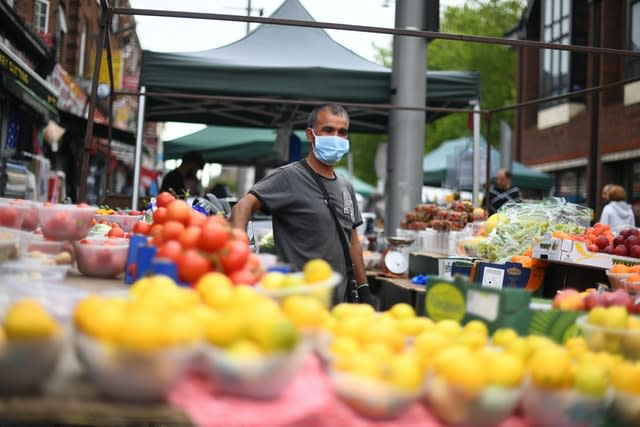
[
  {"left": 620, "top": 228, "right": 633, "bottom": 238},
  {"left": 552, "top": 289, "right": 585, "bottom": 311},
  {"left": 626, "top": 235, "right": 640, "bottom": 249},
  {"left": 595, "top": 235, "right": 610, "bottom": 250},
  {"left": 614, "top": 244, "right": 628, "bottom": 256},
  {"left": 583, "top": 292, "right": 606, "bottom": 310},
  {"left": 628, "top": 228, "right": 640, "bottom": 238},
  {"left": 630, "top": 245, "right": 640, "bottom": 259},
  {"left": 603, "top": 245, "right": 615, "bottom": 254},
  {"left": 608, "top": 290, "right": 634, "bottom": 312},
  {"left": 613, "top": 236, "right": 626, "bottom": 247},
  {"left": 587, "top": 243, "right": 600, "bottom": 253}
]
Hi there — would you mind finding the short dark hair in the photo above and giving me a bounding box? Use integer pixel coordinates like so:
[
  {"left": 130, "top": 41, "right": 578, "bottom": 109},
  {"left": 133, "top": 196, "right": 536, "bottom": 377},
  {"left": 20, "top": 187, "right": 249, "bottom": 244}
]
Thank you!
[
  {"left": 183, "top": 151, "right": 205, "bottom": 169},
  {"left": 307, "top": 103, "right": 349, "bottom": 129}
]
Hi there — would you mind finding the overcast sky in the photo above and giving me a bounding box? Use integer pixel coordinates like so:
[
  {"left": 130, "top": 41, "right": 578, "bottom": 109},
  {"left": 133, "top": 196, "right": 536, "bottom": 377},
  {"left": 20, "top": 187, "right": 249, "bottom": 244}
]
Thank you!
[{"left": 127, "top": 0, "right": 467, "bottom": 139}]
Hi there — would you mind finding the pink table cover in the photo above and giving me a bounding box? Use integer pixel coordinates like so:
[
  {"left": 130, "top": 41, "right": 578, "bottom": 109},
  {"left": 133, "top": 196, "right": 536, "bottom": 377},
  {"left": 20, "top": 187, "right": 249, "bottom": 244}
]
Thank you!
[{"left": 168, "top": 355, "right": 529, "bottom": 427}]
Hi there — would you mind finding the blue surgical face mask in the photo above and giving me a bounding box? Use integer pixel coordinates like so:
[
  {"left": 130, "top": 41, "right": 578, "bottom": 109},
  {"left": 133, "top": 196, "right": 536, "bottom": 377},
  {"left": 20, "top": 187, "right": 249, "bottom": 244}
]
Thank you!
[{"left": 311, "top": 130, "right": 350, "bottom": 165}]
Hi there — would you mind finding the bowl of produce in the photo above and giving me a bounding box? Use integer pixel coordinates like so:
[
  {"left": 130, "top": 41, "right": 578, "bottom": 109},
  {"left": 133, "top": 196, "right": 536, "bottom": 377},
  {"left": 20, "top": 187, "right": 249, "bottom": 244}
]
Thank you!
[
  {"left": 0, "top": 200, "right": 27, "bottom": 229},
  {"left": 576, "top": 310, "right": 640, "bottom": 360},
  {"left": 329, "top": 366, "right": 422, "bottom": 420},
  {"left": 0, "top": 259, "right": 71, "bottom": 282},
  {"left": 95, "top": 212, "right": 145, "bottom": 233},
  {"left": 73, "top": 237, "right": 129, "bottom": 278},
  {"left": 619, "top": 276, "right": 640, "bottom": 293},
  {"left": 0, "top": 300, "right": 64, "bottom": 394},
  {"left": 28, "top": 235, "right": 74, "bottom": 258},
  {"left": 255, "top": 270, "right": 342, "bottom": 308},
  {"left": 38, "top": 203, "right": 97, "bottom": 241},
  {"left": 521, "top": 383, "right": 612, "bottom": 427},
  {"left": 74, "top": 331, "right": 196, "bottom": 402}
]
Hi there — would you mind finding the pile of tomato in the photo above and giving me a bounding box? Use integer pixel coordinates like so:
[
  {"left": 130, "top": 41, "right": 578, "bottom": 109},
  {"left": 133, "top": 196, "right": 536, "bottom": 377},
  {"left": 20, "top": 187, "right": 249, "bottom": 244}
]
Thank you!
[{"left": 132, "top": 192, "right": 263, "bottom": 285}]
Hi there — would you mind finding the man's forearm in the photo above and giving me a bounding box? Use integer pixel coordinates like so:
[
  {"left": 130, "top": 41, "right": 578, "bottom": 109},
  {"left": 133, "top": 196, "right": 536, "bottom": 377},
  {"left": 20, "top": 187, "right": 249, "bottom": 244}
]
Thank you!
[
  {"left": 350, "top": 229, "right": 367, "bottom": 285},
  {"left": 230, "top": 198, "right": 254, "bottom": 230}
]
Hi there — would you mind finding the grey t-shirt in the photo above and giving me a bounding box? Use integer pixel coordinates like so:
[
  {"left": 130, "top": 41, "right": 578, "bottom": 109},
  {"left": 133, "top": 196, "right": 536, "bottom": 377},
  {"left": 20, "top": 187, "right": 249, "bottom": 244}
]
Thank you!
[{"left": 249, "top": 161, "right": 362, "bottom": 298}]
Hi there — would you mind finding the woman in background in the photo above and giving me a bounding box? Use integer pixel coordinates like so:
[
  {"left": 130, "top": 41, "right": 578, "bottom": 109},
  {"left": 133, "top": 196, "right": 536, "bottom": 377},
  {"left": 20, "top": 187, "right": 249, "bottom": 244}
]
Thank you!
[{"left": 599, "top": 185, "right": 636, "bottom": 233}]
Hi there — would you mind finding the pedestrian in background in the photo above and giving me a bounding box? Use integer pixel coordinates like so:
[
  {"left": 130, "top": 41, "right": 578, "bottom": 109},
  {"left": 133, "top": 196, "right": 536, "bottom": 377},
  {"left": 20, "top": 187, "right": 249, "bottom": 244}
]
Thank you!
[
  {"left": 488, "top": 168, "right": 522, "bottom": 214},
  {"left": 599, "top": 185, "right": 635, "bottom": 233}
]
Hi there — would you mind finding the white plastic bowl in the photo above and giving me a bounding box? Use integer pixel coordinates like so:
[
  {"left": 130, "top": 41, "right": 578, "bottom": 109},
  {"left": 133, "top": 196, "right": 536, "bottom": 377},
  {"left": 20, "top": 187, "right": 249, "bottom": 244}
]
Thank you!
[
  {"left": 255, "top": 272, "right": 342, "bottom": 308},
  {"left": 576, "top": 315, "right": 640, "bottom": 361},
  {"left": 329, "top": 369, "right": 421, "bottom": 420},
  {"left": 73, "top": 238, "right": 129, "bottom": 278},
  {"left": 200, "top": 339, "right": 310, "bottom": 399},
  {"left": 423, "top": 375, "right": 522, "bottom": 427},
  {"left": 521, "top": 382, "right": 612, "bottom": 427},
  {"left": 38, "top": 204, "right": 97, "bottom": 241},
  {"left": 74, "top": 331, "right": 197, "bottom": 402},
  {"left": 0, "top": 333, "right": 63, "bottom": 394},
  {"left": 95, "top": 213, "right": 145, "bottom": 232}
]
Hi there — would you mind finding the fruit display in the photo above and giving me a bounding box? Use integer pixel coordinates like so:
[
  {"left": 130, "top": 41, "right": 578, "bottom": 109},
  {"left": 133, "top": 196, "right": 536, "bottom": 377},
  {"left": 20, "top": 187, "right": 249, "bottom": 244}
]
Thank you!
[
  {"left": 584, "top": 226, "right": 640, "bottom": 258},
  {"left": 73, "top": 237, "right": 130, "bottom": 278},
  {"left": 140, "top": 193, "right": 261, "bottom": 285},
  {"left": 606, "top": 263, "right": 640, "bottom": 291},
  {"left": 94, "top": 209, "right": 146, "bottom": 233},
  {"left": 400, "top": 201, "right": 476, "bottom": 232},
  {"left": 0, "top": 199, "right": 27, "bottom": 229},
  {"left": 38, "top": 203, "right": 97, "bottom": 241},
  {"left": 0, "top": 299, "right": 63, "bottom": 393},
  {"left": 552, "top": 288, "right": 640, "bottom": 314},
  {"left": 577, "top": 307, "right": 640, "bottom": 360},
  {"left": 476, "top": 199, "right": 588, "bottom": 262},
  {"left": 256, "top": 259, "right": 341, "bottom": 308},
  {"left": 609, "top": 361, "right": 640, "bottom": 425}
]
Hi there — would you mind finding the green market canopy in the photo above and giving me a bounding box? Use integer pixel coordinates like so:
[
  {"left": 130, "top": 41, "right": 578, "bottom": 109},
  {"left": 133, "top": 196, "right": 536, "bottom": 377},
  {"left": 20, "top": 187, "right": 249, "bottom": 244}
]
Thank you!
[
  {"left": 139, "top": 0, "right": 480, "bottom": 133},
  {"left": 423, "top": 136, "right": 553, "bottom": 191}
]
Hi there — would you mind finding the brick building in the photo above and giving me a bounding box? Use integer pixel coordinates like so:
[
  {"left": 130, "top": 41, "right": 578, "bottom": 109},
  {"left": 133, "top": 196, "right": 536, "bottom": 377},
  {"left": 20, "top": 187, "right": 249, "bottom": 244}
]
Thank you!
[{"left": 510, "top": 0, "right": 640, "bottom": 220}]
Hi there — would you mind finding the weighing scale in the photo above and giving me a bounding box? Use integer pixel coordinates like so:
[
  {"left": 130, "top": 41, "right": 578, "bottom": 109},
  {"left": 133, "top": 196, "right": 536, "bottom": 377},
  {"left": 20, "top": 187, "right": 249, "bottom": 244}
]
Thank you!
[{"left": 380, "top": 236, "right": 415, "bottom": 277}]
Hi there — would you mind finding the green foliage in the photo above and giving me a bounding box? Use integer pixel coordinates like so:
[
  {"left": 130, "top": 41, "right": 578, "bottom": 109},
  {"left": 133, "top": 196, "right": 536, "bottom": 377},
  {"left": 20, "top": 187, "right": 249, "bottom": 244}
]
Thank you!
[{"left": 352, "top": 0, "right": 526, "bottom": 187}]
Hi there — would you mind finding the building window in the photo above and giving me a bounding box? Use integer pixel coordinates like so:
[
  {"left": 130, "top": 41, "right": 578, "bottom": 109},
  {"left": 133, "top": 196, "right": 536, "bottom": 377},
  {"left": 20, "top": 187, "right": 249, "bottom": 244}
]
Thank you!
[
  {"left": 555, "top": 167, "right": 586, "bottom": 204},
  {"left": 541, "top": 0, "right": 571, "bottom": 99},
  {"left": 34, "top": 0, "right": 50, "bottom": 33},
  {"left": 78, "top": 20, "right": 87, "bottom": 77},
  {"left": 629, "top": 0, "right": 640, "bottom": 78}
]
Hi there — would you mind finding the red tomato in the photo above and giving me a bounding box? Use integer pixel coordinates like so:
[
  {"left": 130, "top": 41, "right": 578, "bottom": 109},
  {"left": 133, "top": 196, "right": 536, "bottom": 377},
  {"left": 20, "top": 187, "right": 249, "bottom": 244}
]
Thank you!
[
  {"left": 156, "top": 240, "right": 183, "bottom": 262},
  {"left": 199, "top": 221, "right": 230, "bottom": 253},
  {"left": 179, "top": 226, "right": 201, "bottom": 250},
  {"left": 161, "top": 220, "right": 185, "bottom": 242},
  {"left": 77, "top": 203, "right": 90, "bottom": 208},
  {"left": 208, "top": 215, "right": 229, "bottom": 226},
  {"left": 218, "top": 240, "right": 250, "bottom": 273},
  {"left": 156, "top": 192, "right": 176, "bottom": 209},
  {"left": 152, "top": 207, "right": 168, "bottom": 224},
  {"left": 0, "top": 206, "right": 18, "bottom": 227},
  {"left": 177, "top": 249, "right": 212, "bottom": 283},
  {"left": 107, "top": 226, "right": 125, "bottom": 238},
  {"left": 228, "top": 267, "right": 258, "bottom": 285},
  {"left": 188, "top": 210, "right": 207, "bottom": 227},
  {"left": 21, "top": 208, "right": 39, "bottom": 231},
  {"left": 133, "top": 221, "right": 151, "bottom": 235},
  {"left": 231, "top": 228, "right": 250, "bottom": 245},
  {"left": 166, "top": 200, "right": 191, "bottom": 224},
  {"left": 149, "top": 223, "right": 163, "bottom": 238}
]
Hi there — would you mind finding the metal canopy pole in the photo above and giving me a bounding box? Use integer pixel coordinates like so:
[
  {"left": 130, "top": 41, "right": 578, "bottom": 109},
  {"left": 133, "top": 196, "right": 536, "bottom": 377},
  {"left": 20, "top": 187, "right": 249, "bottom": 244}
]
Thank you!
[
  {"left": 78, "top": 10, "right": 109, "bottom": 203},
  {"left": 132, "top": 86, "right": 146, "bottom": 211},
  {"left": 471, "top": 100, "right": 481, "bottom": 208},
  {"left": 385, "top": 0, "right": 426, "bottom": 236}
]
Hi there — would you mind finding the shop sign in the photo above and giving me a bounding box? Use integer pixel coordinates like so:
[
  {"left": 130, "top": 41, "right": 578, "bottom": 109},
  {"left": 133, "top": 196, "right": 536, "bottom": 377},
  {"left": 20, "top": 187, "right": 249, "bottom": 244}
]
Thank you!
[
  {"left": 51, "top": 64, "right": 87, "bottom": 116},
  {"left": 0, "top": 43, "right": 57, "bottom": 107},
  {"left": 91, "top": 50, "right": 123, "bottom": 91}
]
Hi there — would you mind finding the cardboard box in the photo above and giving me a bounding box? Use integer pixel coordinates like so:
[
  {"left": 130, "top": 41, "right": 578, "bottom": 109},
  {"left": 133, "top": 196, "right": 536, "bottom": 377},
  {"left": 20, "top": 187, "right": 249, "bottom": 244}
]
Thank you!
[
  {"left": 473, "top": 261, "right": 545, "bottom": 293},
  {"left": 409, "top": 252, "right": 475, "bottom": 279},
  {"left": 532, "top": 238, "right": 640, "bottom": 269},
  {"left": 421, "top": 278, "right": 580, "bottom": 343}
]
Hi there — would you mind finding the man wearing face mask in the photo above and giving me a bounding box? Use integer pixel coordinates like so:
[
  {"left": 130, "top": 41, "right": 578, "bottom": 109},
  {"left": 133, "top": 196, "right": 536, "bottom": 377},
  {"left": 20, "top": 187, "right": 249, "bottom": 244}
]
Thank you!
[{"left": 231, "top": 104, "right": 370, "bottom": 305}]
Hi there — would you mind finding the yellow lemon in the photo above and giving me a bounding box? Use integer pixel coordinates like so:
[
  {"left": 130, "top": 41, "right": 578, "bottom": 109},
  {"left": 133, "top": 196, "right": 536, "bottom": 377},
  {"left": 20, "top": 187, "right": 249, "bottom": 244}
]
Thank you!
[
  {"left": 414, "top": 331, "right": 452, "bottom": 359},
  {"left": 79, "top": 298, "right": 126, "bottom": 341},
  {"left": 434, "top": 319, "right": 462, "bottom": 339},
  {"left": 282, "top": 295, "right": 327, "bottom": 329},
  {"left": 359, "top": 322, "right": 405, "bottom": 353},
  {"left": 486, "top": 352, "right": 524, "bottom": 388},
  {"left": 226, "top": 339, "right": 262, "bottom": 359},
  {"left": 4, "top": 299, "right": 59, "bottom": 339},
  {"left": 195, "top": 272, "right": 235, "bottom": 310},
  {"left": 165, "top": 311, "right": 203, "bottom": 345},
  {"left": 114, "top": 310, "right": 167, "bottom": 351},
  {"left": 611, "top": 362, "right": 640, "bottom": 394},
  {"left": 193, "top": 305, "right": 219, "bottom": 328},
  {"left": 387, "top": 352, "right": 424, "bottom": 391},
  {"left": 574, "top": 363, "right": 609, "bottom": 397},
  {"left": 330, "top": 335, "right": 361, "bottom": 358},
  {"left": 333, "top": 315, "right": 369, "bottom": 338},
  {"left": 529, "top": 346, "right": 573, "bottom": 389},
  {"left": 435, "top": 348, "right": 487, "bottom": 396},
  {"left": 389, "top": 303, "right": 416, "bottom": 320},
  {"left": 397, "top": 316, "right": 434, "bottom": 337},
  {"left": 303, "top": 259, "right": 333, "bottom": 283},
  {"left": 457, "top": 330, "right": 487, "bottom": 350},
  {"left": 331, "top": 302, "right": 375, "bottom": 320},
  {"left": 129, "top": 276, "right": 154, "bottom": 298},
  {"left": 205, "top": 312, "right": 248, "bottom": 347},
  {"left": 249, "top": 314, "right": 299, "bottom": 352},
  {"left": 347, "top": 352, "right": 382, "bottom": 379},
  {"left": 260, "top": 271, "right": 287, "bottom": 290},
  {"left": 364, "top": 341, "right": 394, "bottom": 362},
  {"left": 491, "top": 328, "right": 519, "bottom": 349},
  {"left": 564, "top": 336, "right": 590, "bottom": 359},
  {"left": 463, "top": 320, "right": 488, "bottom": 339},
  {"left": 74, "top": 294, "right": 104, "bottom": 329}
]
